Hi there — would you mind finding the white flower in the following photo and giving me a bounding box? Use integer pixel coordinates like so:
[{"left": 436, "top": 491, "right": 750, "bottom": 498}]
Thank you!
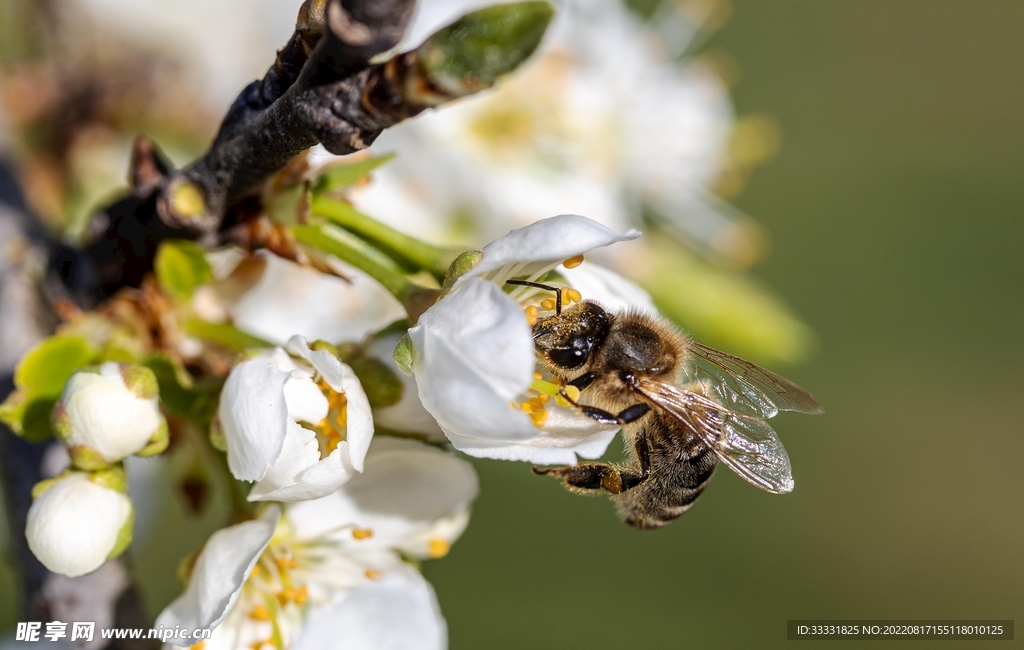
[
  {"left": 293, "top": 566, "right": 447, "bottom": 650},
  {"left": 157, "top": 437, "right": 475, "bottom": 649},
  {"left": 409, "top": 214, "right": 651, "bottom": 464},
  {"left": 364, "top": 331, "right": 446, "bottom": 441},
  {"left": 351, "top": 0, "right": 748, "bottom": 262},
  {"left": 227, "top": 253, "right": 405, "bottom": 347},
  {"left": 218, "top": 336, "right": 374, "bottom": 502},
  {"left": 52, "top": 362, "right": 167, "bottom": 468},
  {"left": 25, "top": 471, "right": 133, "bottom": 578}
]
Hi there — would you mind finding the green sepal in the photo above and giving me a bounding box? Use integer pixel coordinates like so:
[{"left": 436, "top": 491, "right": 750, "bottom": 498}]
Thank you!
[
  {"left": 30, "top": 470, "right": 75, "bottom": 500},
  {"left": 120, "top": 363, "right": 159, "bottom": 400},
  {"left": 107, "top": 507, "right": 135, "bottom": 561},
  {"left": 70, "top": 445, "right": 112, "bottom": 471},
  {"left": 420, "top": 2, "right": 553, "bottom": 88},
  {"left": 136, "top": 418, "right": 170, "bottom": 457},
  {"left": 392, "top": 333, "right": 414, "bottom": 376},
  {"left": 154, "top": 239, "right": 213, "bottom": 301},
  {"left": 89, "top": 464, "right": 129, "bottom": 493},
  {"left": 312, "top": 153, "right": 396, "bottom": 196},
  {"left": 347, "top": 356, "right": 404, "bottom": 408},
  {"left": 440, "top": 249, "right": 483, "bottom": 296},
  {"left": 209, "top": 419, "right": 227, "bottom": 452}
]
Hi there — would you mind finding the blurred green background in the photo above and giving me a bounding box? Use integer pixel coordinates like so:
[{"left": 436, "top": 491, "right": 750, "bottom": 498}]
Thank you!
[
  {"left": 426, "top": 1, "right": 1024, "bottom": 648},
  {"left": 2, "top": 1, "right": 1023, "bottom": 648}
]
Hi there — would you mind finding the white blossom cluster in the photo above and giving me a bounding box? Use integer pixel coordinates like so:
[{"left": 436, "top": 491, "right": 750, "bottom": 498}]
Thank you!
[{"left": 11, "top": 0, "right": 755, "bottom": 648}]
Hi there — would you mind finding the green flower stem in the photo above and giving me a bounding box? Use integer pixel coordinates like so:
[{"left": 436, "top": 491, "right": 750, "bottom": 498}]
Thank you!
[
  {"left": 292, "top": 223, "right": 440, "bottom": 324},
  {"left": 310, "top": 195, "right": 460, "bottom": 278},
  {"left": 183, "top": 319, "right": 271, "bottom": 352}
]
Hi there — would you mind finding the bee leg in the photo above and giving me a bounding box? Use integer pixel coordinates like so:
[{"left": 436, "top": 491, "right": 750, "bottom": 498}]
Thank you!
[
  {"left": 533, "top": 463, "right": 642, "bottom": 495},
  {"left": 578, "top": 402, "right": 651, "bottom": 426},
  {"left": 566, "top": 372, "right": 596, "bottom": 391}
]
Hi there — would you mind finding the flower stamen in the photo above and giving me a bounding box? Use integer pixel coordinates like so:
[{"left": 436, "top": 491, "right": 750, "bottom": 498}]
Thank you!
[
  {"left": 351, "top": 528, "right": 374, "bottom": 540},
  {"left": 562, "top": 255, "right": 584, "bottom": 268},
  {"left": 427, "top": 538, "right": 451, "bottom": 559}
]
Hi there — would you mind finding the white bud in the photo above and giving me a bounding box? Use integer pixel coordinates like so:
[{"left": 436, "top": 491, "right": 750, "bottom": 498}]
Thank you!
[
  {"left": 52, "top": 362, "right": 167, "bottom": 468},
  {"left": 26, "top": 472, "right": 134, "bottom": 577}
]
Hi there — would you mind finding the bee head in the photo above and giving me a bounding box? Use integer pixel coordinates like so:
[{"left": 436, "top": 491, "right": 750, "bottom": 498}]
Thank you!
[{"left": 532, "top": 301, "right": 610, "bottom": 370}]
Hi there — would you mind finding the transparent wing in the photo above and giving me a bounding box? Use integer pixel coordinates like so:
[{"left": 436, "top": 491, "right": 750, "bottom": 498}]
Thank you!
[
  {"left": 637, "top": 379, "right": 794, "bottom": 494},
  {"left": 684, "top": 340, "right": 824, "bottom": 419}
]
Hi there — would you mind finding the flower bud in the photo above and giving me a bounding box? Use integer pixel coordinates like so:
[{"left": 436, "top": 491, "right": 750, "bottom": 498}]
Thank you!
[
  {"left": 52, "top": 362, "right": 168, "bottom": 469},
  {"left": 26, "top": 470, "right": 134, "bottom": 577}
]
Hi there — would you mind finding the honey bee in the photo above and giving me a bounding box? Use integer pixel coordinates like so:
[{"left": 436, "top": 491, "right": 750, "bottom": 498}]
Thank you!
[{"left": 507, "top": 280, "right": 823, "bottom": 530}]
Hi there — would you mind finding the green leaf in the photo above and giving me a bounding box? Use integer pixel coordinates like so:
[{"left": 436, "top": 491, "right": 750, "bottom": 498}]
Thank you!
[
  {"left": 14, "top": 335, "right": 96, "bottom": 397},
  {"left": 312, "top": 153, "right": 395, "bottom": 196},
  {"left": 155, "top": 239, "right": 213, "bottom": 301}
]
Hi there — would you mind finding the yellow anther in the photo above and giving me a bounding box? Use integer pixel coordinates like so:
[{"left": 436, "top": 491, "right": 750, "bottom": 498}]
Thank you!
[
  {"left": 248, "top": 605, "right": 271, "bottom": 622},
  {"left": 250, "top": 640, "right": 270, "bottom": 650},
  {"left": 529, "top": 409, "right": 548, "bottom": 428},
  {"left": 533, "top": 371, "right": 543, "bottom": 380},
  {"left": 191, "top": 642, "right": 206, "bottom": 650},
  {"left": 364, "top": 569, "right": 383, "bottom": 580},
  {"left": 525, "top": 305, "right": 539, "bottom": 326},
  {"left": 278, "top": 587, "right": 306, "bottom": 605},
  {"left": 520, "top": 400, "right": 538, "bottom": 414},
  {"left": 427, "top": 538, "right": 451, "bottom": 559},
  {"left": 275, "top": 557, "right": 298, "bottom": 570},
  {"left": 352, "top": 528, "right": 374, "bottom": 540},
  {"left": 563, "top": 385, "right": 581, "bottom": 402},
  {"left": 250, "top": 565, "right": 261, "bottom": 579},
  {"left": 565, "top": 288, "right": 582, "bottom": 303},
  {"left": 540, "top": 298, "right": 557, "bottom": 311},
  {"left": 538, "top": 393, "right": 550, "bottom": 403},
  {"left": 562, "top": 255, "right": 584, "bottom": 268}
]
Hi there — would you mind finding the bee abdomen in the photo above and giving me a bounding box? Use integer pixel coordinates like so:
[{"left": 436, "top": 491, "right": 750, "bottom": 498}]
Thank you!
[{"left": 614, "top": 444, "right": 717, "bottom": 530}]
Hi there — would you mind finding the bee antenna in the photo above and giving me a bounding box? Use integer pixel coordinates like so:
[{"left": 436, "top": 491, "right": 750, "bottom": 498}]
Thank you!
[{"left": 505, "top": 280, "right": 563, "bottom": 315}]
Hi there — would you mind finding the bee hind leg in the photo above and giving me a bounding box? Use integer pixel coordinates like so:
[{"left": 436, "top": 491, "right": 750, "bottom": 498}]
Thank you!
[{"left": 533, "top": 463, "right": 643, "bottom": 494}]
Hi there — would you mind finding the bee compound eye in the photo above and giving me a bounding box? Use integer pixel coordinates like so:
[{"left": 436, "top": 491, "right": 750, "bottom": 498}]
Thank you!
[{"left": 548, "top": 347, "right": 587, "bottom": 369}]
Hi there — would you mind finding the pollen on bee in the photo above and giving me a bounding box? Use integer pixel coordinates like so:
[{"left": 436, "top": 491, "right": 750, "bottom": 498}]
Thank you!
[
  {"left": 533, "top": 371, "right": 543, "bottom": 380},
  {"left": 352, "top": 528, "right": 374, "bottom": 540},
  {"left": 427, "top": 538, "right": 451, "bottom": 559},
  {"left": 565, "top": 288, "right": 582, "bottom": 303},
  {"left": 562, "top": 254, "right": 584, "bottom": 268},
  {"left": 248, "top": 605, "right": 271, "bottom": 622},
  {"left": 525, "top": 305, "right": 539, "bottom": 326},
  {"left": 564, "top": 386, "right": 581, "bottom": 402},
  {"left": 540, "top": 297, "right": 557, "bottom": 311}
]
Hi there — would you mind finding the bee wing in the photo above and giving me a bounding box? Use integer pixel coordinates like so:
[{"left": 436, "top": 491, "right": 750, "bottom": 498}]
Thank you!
[
  {"left": 684, "top": 340, "right": 824, "bottom": 419},
  {"left": 637, "top": 380, "right": 795, "bottom": 494}
]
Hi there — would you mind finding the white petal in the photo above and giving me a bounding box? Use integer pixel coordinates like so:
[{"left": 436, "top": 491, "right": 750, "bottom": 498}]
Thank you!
[
  {"left": 559, "top": 262, "right": 656, "bottom": 312},
  {"left": 462, "top": 214, "right": 640, "bottom": 286},
  {"left": 410, "top": 278, "right": 540, "bottom": 441},
  {"left": 286, "top": 437, "right": 478, "bottom": 551},
  {"left": 59, "top": 363, "right": 163, "bottom": 462},
  {"left": 283, "top": 373, "right": 329, "bottom": 425},
  {"left": 248, "top": 422, "right": 356, "bottom": 502},
  {"left": 231, "top": 253, "right": 403, "bottom": 346},
  {"left": 287, "top": 336, "right": 375, "bottom": 472},
  {"left": 365, "top": 333, "right": 445, "bottom": 440},
  {"left": 293, "top": 567, "right": 446, "bottom": 650},
  {"left": 442, "top": 411, "right": 618, "bottom": 465},
  {"left": 25, "top": 473, "right": 133, "bottom": 578},
  {"left": 219, "top": 352, "right": 291, "bottom": 482},
  {"left": 155, "top": 507, "right": 280, "bottom": 645}
]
